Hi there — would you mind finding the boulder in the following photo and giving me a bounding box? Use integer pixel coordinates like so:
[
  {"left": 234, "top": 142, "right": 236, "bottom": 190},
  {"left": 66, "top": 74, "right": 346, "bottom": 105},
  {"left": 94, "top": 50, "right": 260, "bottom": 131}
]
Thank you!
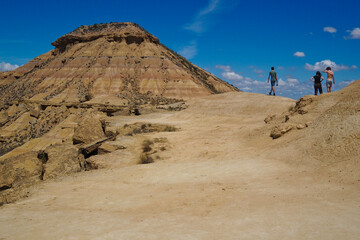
[
  {"left": 7, "top": 105, "right": 20, "bottom": 117},
  {"left": 42, "top": 143, "right": 85, "bottom": 180},
  {"left": 98, "top": 142, "right": 126, "bottom": 154},
  {"left": 0, "top": 110, "right": 8, "bottom": 126},
  {"left": 73, "top": 115, "right": 105, "bottom": 144},
  {"left": 296, "top": 124, "right": 306, "bottom": 130},
  {"left": 29, "top": 109, "right": 40, "bottom": 118},
  {"left": 270, "top": 124, "right": 294, "bottom": 139},
  {"left": 264, "top": 114, "right": 276, "bottom": 124},
  {"left": 0, "top": 151, "right": 42, "bottom": 189}
]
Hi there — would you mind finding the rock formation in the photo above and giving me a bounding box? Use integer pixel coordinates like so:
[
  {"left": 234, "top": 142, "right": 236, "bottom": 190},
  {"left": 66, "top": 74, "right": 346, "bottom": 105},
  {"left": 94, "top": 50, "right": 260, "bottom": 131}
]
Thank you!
[{"left": 0, "top": 22, "right": 238, "bottom": 109}]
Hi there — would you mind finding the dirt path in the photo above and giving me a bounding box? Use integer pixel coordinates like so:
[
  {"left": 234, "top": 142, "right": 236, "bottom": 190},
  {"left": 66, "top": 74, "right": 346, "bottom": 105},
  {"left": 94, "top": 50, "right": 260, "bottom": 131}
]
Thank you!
[{"left": 1, "top": 92, "right": 359, "bottom": 239}]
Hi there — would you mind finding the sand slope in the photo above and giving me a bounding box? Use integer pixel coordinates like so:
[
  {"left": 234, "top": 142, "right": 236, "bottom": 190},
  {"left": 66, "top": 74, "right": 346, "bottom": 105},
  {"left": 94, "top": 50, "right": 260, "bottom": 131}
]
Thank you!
[{"left": 0, "top": 88, "right": 359, "bottom": 239}]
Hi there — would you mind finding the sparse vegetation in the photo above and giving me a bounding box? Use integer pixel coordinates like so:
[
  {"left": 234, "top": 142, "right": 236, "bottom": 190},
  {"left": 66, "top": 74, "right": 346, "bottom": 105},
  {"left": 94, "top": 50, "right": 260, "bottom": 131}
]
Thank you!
[
  {"left": 142, "top": 139, "right": 153, "bottom": 153},
  {"left": 164, "top": 125, "right": 176, "bottom": 132},
  {"left": 118, "top": 122, "right": 177, "bottom": 136},
  {"left": 139, "top": 139, "right": 154, "bottom": 164},
  {"left": 139, "top": 153, "right": 153, "bottom": 164}
]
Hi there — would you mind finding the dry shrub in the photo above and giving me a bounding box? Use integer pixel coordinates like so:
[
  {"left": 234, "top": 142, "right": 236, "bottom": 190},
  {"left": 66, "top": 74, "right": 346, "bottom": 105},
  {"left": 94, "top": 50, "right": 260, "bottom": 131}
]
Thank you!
[
  {"left": 164, "top": 125, "right": 176, "bottom": 132},
  {"left": 139, "top": 139, "right": 154, "bottom": 164},
  {"left": 142, "top": 139, "right": 153, "bottom": 152},
  {"left": 139, "top": 153, "right": 153, "bottom": 164}
]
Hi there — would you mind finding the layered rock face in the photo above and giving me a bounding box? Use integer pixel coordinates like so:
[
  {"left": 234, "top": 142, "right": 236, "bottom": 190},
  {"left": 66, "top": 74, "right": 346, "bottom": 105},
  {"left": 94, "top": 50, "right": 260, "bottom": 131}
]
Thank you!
[{"left": 0, "top": 22, "right": 238, "bottom": 108}]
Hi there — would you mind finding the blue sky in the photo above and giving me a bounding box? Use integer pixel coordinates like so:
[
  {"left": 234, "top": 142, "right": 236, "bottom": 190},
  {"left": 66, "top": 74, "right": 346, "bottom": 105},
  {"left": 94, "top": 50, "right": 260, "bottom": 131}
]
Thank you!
[{"left": 1, "top": 0, "right": 359, "bottom": 99}]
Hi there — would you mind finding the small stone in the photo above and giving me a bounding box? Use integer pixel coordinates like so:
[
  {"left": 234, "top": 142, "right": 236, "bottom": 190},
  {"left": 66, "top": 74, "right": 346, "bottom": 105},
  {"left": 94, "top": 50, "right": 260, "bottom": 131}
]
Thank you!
[{"left": 297, "top": 124, "right": 306, "bottom": 129}]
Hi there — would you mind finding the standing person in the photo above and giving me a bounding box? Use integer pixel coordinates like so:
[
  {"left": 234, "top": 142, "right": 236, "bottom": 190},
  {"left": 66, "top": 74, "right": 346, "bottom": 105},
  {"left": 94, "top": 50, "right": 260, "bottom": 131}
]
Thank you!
[
  {"left": 322, "top": 67, "right": 335, "bottom": 92},
  {"left": 267, "top": 67, "right": 278, "bottom": 96},
  {"left": 310, "top": 71, "right": 324, "bottom": 95}
]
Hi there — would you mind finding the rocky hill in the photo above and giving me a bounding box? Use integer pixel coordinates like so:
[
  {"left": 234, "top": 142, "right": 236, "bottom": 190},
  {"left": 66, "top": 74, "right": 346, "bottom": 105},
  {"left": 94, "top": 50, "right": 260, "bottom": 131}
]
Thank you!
[
  {"left": 0, "top": 22, "right": 238, "bottom": 155},
  {"left": 0, "top": 22, "right": 237, "bottom": 109}
]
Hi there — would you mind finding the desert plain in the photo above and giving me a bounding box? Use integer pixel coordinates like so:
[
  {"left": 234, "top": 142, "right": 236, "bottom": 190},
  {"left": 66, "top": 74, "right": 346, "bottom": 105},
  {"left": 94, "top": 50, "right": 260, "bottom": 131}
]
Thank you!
[{"left": 1, "top": 87, "right": 360, "bottom": 239}]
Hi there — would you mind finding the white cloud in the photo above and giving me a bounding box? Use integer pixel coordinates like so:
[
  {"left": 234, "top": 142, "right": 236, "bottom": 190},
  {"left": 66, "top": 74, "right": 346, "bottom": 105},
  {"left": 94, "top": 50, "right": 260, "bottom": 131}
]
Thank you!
[
  {"left": 242, "top": 87, "right": 252, "bottom": 91},
  {"left": 346, "top": 27, "right": 360, "bottom": 39},
  {"left": 217, "top": 64, "right": 244, "bottom": 81},
  {"left": 278, "top": 78, "right": 286, "bottom": 86},
  {"left": 215, "top": 65, "right": 231, "bottom": 72},
  {"left": 280, "top": 78, "right": 300, "bottom": 87},
  {"left": 324, "top": 26, "right": 337, "bottom": 33},
  {"left": 338, "top": 80, "right": 355, "bottom": 88},
  {"left": 0, "top": 61, "right": 19, "bottom": 71},
  {"left": 178, "top": 41, "right": 197, "bottom": 59},
  {"left": 293, "top": 51, "right": 305, "bottom": 57},
  {"left": 198, "top": 0, "right": 220, "bottom": 16},
  {"left": 305, "top": 60, "right": 357, "bottom": 71},
  {"left": 221, "top": 71, "right": 243, "bottom": 81},
  {"left": 184, "top": 0, "right": 221, "bottom": 33},
  {"left": 249, "top": 66, "right": 264, "bottom": 75},
  {"left": 253, "top": 68, "right": 264, "bottom": 74}
]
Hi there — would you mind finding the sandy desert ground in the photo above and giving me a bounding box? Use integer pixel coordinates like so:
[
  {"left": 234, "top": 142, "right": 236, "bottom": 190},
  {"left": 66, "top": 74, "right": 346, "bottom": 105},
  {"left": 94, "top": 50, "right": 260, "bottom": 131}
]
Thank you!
[{"left": 0, "top": 91, "right": 359, "bottom": 239}]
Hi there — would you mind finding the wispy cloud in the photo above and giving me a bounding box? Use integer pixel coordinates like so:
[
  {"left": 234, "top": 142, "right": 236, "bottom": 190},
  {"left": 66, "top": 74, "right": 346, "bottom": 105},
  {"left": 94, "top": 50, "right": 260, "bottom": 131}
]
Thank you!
[
  {"left": 293, "top": 51, "right": 305, "bottom": 57},
  {"left": 324, "top": 26, "right": 337, "bottom": 33},
  {"left": 249, "top": 66, "right": 264, "bottom": 74},
  {"left": 305, "top": 60, "right": 358, "bottom": 71},
  {"left": 222, "top": 71, "right": 243, "bottom": 81},
  {"left": 184, "top": 0, "right": 221, "bottom": 33},
  {"left": 0, "top": 61, "right": 19, "bottom": 71},
  {"left": 345, "top": 27, "right": 360, "bottom": 39},
  {"left": 216, "top": 65, "right": 243, "bottom": 81},
  {"left": 178, "top": 41, "right": 198, "bottom": 59},
  {"left": 215, "top": 65, "right": 231, "bottom": 72}
]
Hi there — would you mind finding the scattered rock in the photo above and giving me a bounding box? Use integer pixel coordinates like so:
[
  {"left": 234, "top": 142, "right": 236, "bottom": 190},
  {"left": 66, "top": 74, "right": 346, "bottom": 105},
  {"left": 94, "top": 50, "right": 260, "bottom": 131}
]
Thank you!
[
  {"left": 264, "top": 114, "right": 276, "bottom": 124},
  {"left": 292, "top": 96, "right": 313, "bottom": 115},
  {"left": 298, "top": 109, "right": 308, "bottom": 115},
  {"left": 270, "top": 124, "right": 294, "bottom": 139},
  {"left": 297, "top": 124, "right": 306, "bottom": 130}
]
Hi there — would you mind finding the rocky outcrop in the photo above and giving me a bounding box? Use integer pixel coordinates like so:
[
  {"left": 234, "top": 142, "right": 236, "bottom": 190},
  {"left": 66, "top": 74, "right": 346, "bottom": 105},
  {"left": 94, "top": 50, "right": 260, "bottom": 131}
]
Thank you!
[
  {"left": 0, "top": 22, "right": 238, "bottom": 110},
  {"left": 73, "top": 115, "right": 106, "bottom": 144},
  {"left": 41, "top": 143, "right": 85, "bottom": 180},
  {"left": 0, "top": 151, "right": 42, "bottom": 190},
  {"left": 52, "top": 22, "right": 160, "bottom": 53}
]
